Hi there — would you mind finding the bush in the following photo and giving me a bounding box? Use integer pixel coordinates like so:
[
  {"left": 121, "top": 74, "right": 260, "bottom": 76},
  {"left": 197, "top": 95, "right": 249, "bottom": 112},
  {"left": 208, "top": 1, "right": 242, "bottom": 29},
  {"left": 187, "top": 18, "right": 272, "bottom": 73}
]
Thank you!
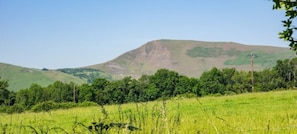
[
  {"left": 31, "top": 101, "right": 80, "bottom": 112},
  {"left": 31, "top": 101, "right": 57, "bottom": 112},
  {"left": 224, "top": 91, "right": 236, "bottom": 96},
  {"left": 0, "top": 106, "right": 8, "bottom": 113},
  {"left": 6, "top": 104, "right": 25, "bottom": 114},
  {"left": 207, "top": 93, "right": 222, "bottom": 97},
  {"left": 58, "top": 102, "right": 77, "bottom": 109},
  {"left": 78, "top": 101, "right": 98, "bottom": 107},
  {"left": 179, "top": 93, "right": 197, "bottom": 98}
]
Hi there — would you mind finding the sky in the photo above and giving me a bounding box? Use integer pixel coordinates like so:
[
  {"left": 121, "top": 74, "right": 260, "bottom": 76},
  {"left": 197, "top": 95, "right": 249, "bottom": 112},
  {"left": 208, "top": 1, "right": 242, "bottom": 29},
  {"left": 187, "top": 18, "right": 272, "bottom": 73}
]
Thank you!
[{"left": 0, "top": 0, "right": 292, "bottom": 69}]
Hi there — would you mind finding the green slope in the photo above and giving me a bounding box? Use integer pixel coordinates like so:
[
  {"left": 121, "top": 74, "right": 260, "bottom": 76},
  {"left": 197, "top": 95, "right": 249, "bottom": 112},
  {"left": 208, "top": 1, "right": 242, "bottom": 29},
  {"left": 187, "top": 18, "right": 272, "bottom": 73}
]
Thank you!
[
  {"left": 0, "top": 63, "right": 86, "bottom": 91},
  {"left": 57, "top": 68, "right": 112, "bottom": 83}
]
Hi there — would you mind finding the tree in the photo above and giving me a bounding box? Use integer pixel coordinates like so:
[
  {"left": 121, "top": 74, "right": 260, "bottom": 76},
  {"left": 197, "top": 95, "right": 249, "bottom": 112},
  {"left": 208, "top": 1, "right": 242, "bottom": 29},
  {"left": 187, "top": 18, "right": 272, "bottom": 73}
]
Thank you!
[
  {"left": 221, "top": 68, "right": 236, "bottom": 93},
  {"left": 149, "top": 69, "right": 180, "bottom": 98},
  {"left": 198, "top": 67, "right": 225, "bottom": 96},
  {"left": 47, "top": 81, "right": 73, "bottom": 103},
  {"left": 254, "top": 69, "right": 280, "bottom": 91},
  {"left": 127, "top": 79, "right": 143, "bottom": 102},
  {"left": 273, "top": 57, "right": 297, "bottom": 88},
  {"left": 231, "top": 71, "right": 251, "bottom": 93},
  {"left": 92, "top": 78, "right": 110, "bottom": 104},
  {"left": 273, "top": 0, "right": 297, "bottom": 52},
  {"left": 0, "top": 77, "right": 10, "bottom": 105},
  {"left": 15, "top": 88, "right": 31, "bottom": 109},
  {"left": 78, "top": 83, "right": 94, "bottom": 102},
  {"left": 27, "top": 83, "right": 46, "bottom": 105},
  {"left": 104, "top": 80, "right": 126, "bottom": 104},
  {"left": 92, "top": 78, "right": 109, "bottom": 90},
  {"left": 174, "top": 76, "right": 198, "bottom": 96},
  {"left": 145, "top": 84, "right": 160, "bottom": 101},
  {"left": 137, "top": 75, "right": 151, "bottom": 101}
]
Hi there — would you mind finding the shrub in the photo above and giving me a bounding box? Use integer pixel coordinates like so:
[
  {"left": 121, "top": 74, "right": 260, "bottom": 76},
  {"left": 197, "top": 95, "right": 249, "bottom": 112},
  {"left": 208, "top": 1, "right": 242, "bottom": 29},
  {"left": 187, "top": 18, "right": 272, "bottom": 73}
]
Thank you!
[
  {"left": 224, "top": 91, "right": 236, "bottom": 96},
  {"left": 31, "top": 101, "right": 80, "bottom": 112},
  {"left": 6, "top": 104, "right": 25, "bottom": 114},
  {"left": 208, "top": 93, "right": 222, "bottom": 97},
  {"left": 0, "top": 106, "right": 8, "bottom": 113},
  {"left": 78, "top": 101, "right": 98, "bottom": 107},
  {"left": 58, "top": 102, "right": 77, "bottom": 109},
  {"left": 31, "top": 101, "right": 57, "bottom": 112},
  {"left": 178, "top": 93, "right": 197, "bottom": 98}
]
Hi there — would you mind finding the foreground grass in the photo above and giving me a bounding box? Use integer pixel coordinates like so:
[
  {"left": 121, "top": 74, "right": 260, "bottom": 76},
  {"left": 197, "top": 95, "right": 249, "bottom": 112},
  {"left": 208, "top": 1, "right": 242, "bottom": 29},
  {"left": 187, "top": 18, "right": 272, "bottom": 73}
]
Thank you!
[{"left": 1, "top": 90, "right": 297, "bottom": 133}]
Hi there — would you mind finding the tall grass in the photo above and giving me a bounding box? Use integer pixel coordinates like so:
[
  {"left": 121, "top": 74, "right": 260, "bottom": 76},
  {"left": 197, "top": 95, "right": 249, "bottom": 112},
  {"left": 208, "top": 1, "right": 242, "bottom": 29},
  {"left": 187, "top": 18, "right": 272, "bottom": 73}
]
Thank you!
[{"left": 1, "top": 90, "right": 297, "bottom": 133}]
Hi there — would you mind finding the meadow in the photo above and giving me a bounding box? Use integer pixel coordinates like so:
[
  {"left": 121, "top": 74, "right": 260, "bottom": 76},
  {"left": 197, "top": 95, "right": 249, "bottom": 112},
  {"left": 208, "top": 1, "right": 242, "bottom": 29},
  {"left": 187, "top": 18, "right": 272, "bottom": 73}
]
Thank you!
[{"left": 1, "top": 90, "right": 297, "bottom": 133}]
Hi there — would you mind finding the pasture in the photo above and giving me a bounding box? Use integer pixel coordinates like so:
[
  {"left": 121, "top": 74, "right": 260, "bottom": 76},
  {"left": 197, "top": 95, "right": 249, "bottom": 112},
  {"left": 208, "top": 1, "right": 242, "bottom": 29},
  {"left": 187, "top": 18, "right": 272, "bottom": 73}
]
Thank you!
[{"left": 1, "top": 90, "right": 297, "bottom": 133}]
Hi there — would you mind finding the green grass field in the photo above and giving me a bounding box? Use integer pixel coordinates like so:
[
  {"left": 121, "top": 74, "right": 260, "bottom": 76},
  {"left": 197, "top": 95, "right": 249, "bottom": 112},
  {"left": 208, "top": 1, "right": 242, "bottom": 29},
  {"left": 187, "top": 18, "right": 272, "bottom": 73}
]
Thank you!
[{"left": 1, "top": 90, "right": 297, "bottom": 133}]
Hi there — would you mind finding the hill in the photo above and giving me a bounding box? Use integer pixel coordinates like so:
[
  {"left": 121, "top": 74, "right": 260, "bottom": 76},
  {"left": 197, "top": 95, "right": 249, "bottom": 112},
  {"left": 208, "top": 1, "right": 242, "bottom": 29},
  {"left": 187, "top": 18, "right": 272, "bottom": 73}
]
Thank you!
[
  {"left": 88, "top": 39, "right": 296, "bottom": 79},
  {"left": 1, "top": 39, "right": 295, "bottom": 90},
  {"left": 0, "top": 63, "right": 86, "bottom": 91}
]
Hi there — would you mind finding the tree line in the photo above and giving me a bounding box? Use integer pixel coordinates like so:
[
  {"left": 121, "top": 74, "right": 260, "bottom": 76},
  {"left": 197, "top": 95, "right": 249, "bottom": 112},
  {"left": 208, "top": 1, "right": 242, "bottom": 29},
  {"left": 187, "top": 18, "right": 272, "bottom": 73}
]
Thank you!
[{"left": 1, "top": 57, "right": 297, "bottom": 113}]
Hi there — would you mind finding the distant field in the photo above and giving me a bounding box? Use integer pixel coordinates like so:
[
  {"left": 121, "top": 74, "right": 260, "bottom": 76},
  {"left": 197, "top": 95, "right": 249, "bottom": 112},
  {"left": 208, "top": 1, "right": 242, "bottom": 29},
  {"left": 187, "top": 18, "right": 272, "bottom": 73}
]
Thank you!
[{"left": 1, "top": 90, "right": 297, "bottom": 133}]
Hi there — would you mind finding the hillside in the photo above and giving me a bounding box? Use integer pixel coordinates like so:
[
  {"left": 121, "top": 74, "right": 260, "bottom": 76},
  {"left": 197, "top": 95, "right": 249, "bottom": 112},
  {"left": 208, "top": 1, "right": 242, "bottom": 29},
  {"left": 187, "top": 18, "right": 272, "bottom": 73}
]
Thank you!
[
  {"left": 0, "top": 63, "right": 86, "bottom": 91},
  {"left": 88, "top": 39, "right": 296, "bottom": 79},
  {"left": 1, "top": 39, "right": 296, "bottom": 90}
]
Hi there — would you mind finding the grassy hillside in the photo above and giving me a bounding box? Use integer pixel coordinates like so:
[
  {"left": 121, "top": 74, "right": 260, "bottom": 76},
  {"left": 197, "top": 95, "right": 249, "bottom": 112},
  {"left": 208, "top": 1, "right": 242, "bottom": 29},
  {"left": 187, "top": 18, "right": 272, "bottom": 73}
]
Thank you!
[
  {"left": 1, "top": 90, "right": 297, "bottom": 133},
  {"left": 57, "top": 68, "right": 113, "bottom": 83},
  {"left": 89, "top": 39, "right": 296, "bottom": 79},
  {"left": 0, "top": 63, "right": 86, "bottom": 91}
]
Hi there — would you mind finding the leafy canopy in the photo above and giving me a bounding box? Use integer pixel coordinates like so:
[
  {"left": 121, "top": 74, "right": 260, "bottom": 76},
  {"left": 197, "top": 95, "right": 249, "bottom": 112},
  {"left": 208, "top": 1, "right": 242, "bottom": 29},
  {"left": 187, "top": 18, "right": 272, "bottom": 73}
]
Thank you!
[{"left": 273, "top": 0, "right": 297, "bottom": 52}]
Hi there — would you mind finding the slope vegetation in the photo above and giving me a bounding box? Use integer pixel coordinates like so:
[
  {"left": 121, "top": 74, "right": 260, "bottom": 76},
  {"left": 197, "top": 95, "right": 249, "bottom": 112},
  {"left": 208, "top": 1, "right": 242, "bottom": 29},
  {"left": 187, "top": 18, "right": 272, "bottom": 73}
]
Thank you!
[{"left": 88, "top": 39, "right": 295, "bottom": 79}]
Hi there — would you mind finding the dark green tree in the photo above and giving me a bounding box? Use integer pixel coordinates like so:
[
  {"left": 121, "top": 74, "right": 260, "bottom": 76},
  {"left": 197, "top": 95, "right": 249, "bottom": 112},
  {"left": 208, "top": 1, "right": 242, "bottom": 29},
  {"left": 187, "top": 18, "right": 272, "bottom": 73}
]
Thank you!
[
  {"left": 137, "top": 75, "right": 151, "bottom": 101},
  {"left": 8, "top": 91, "right": 16, "bottom": 106},
  {"left": 273, "top": 57, "right": 297, "bottom": 88},
  {"left": 254, "top": 69, "right": 281, "bottom": 91},
  {"left": 15, "top": 88, "right": 31, "bottom": 109},
  {"left": 221, "top": 68, "right": 236, "bottom": 94},
  {"left": 27, "top": 83, "right": 46, "bottom": 105},
  {"left": 92, "top": 78, "right": 109, "bottom": 90},
  {"left": 231, "top": 71, "right": 251, "bottom": 93},
  {"left": 78, "top": 83, "right": 94, "bottom": 102},
  {"left": 104, "top": 79, "right": 128, "bottom": 104},
  {"left": 144, "top": 83, "right": 160, "bottom": 101},
  {"left": 15, "top": 84, "right": 46, "bottom": 109},
  {"left": 149, "top": 69, "right": 179, "bottom": 98},
  {"left": 174, "top": 76, "right": 198, "bottom": 96},
  {"left": 0, "top": 77, "right": 10, "bottom": 105},
  {"left": 198, "top": 67, "right": 225, "bottom": 96},
  {"left": 127, "top": 79, "right": 144, "bottom": 102},
  {"left": 47, "top": 81, "right": 73, "bottom": 102},
  {"left": 92, "top": 78, "right": 110, "bottom": 104}
]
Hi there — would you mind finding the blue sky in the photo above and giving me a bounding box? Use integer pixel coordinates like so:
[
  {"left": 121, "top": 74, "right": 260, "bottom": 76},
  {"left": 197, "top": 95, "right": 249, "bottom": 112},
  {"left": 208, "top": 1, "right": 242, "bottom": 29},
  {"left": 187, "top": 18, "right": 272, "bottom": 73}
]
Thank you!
[{"left": 0, "top": 0, "right": 291, "bottom": 69}]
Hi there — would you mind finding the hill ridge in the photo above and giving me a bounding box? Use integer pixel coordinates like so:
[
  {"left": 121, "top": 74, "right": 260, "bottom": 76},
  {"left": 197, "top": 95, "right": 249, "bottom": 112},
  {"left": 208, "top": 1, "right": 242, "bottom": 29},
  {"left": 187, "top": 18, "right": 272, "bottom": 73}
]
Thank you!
[{"left": 88, "top": 39, "right": 295, "bottom": 79}]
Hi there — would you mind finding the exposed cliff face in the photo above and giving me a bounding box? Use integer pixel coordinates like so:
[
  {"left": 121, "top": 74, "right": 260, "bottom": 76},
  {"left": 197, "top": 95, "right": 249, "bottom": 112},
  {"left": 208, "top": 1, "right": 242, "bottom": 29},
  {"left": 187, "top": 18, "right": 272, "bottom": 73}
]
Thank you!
[
  {"left": 137, "top": 40, "right": 172, "bottom": 69},
  {"left": 88, "top": 39, "right": 295, "bottom": 79}
]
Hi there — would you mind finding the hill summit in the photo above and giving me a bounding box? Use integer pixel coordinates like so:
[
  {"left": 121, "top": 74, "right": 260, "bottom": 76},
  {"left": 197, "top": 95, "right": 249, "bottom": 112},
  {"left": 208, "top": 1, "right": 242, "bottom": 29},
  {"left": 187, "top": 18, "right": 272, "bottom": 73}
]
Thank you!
[{"left": 88, "top": 39, "right": 295, "bottom": 79}]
